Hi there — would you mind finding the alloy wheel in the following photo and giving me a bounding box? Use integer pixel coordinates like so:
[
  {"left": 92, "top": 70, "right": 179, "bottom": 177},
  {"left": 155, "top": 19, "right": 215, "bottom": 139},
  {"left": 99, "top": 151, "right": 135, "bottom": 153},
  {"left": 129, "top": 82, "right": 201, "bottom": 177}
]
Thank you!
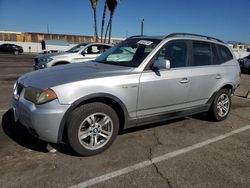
[
  {"left": 216, "top": 93, "right": 230, "bottom": 117},
  {"left": 78, "top": 113, "right": 113, "bottom": 150}
]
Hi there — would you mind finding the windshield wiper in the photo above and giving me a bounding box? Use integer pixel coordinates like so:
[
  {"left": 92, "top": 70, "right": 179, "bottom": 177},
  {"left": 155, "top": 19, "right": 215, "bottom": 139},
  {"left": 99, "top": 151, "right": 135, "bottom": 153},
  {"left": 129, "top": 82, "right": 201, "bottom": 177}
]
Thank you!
[{"left": 95, "top": 60, "right": 107, "bottom": 63}]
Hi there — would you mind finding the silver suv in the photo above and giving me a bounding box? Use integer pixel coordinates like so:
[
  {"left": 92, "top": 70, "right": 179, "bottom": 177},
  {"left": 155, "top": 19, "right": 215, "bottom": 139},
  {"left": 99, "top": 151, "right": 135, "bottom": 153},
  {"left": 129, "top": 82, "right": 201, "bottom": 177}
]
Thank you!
[
  {"left": 13, "top": 33, "right": 240, "bottom": 156},
  {"left": 33, "top": 42, "right": 112, "bottom": 70}
]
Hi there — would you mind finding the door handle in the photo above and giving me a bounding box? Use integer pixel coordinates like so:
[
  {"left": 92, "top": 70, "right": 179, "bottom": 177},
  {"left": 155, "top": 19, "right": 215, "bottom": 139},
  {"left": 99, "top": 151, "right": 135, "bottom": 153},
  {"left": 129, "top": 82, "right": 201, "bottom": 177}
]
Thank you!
[
  {"left": 215, "top": 74, "right": 222, "bottom": 79},
  {"left": 180, "top": 78, "right": 189, "bottom": 84}
]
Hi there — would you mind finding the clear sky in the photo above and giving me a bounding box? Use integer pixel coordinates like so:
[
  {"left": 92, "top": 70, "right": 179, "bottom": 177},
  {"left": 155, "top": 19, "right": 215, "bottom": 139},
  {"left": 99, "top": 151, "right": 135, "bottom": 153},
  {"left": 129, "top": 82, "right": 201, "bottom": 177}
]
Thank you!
[{"left": 0, "top": 0, "right": 249, "bottom": 43}]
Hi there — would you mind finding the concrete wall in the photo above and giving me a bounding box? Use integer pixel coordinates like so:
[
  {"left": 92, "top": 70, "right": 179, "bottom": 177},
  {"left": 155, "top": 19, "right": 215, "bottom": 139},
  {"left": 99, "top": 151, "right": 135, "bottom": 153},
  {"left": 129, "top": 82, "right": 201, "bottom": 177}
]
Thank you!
[
  {"left": 0, "top": 41, "right": 76, "bottom": 53},
  {"left": 1, "top": 41, "right": 250, "bottom": 59}
]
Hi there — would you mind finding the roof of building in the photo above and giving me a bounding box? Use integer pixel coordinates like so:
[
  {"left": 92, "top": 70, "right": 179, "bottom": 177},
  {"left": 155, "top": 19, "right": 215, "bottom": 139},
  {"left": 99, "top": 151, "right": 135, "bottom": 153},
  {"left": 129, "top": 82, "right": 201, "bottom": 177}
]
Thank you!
[{"left": 0, "top": 30, "right": 22, "bottom": 34}]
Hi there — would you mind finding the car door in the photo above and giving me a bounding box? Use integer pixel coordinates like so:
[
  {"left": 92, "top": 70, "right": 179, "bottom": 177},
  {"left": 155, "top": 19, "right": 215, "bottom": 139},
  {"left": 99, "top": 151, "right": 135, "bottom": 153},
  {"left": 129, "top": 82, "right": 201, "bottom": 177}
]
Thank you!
[
  {"left": 78, "top": 45, "right": 103, "bottom": 63},
  {"left": 7, "top": 44, "right": 13, "bottom": 52},
  {"left": 2, "top": 44, "right": 9, "bottom": 52},
  {"left": 137, "top": 40, "right": 191, "bottom": 118},
  {"left": 187, "top": 41, "right": 224, "bottom": 107},
  {"left": 71, "top": 45, "right": 99, "bottom": 63}
]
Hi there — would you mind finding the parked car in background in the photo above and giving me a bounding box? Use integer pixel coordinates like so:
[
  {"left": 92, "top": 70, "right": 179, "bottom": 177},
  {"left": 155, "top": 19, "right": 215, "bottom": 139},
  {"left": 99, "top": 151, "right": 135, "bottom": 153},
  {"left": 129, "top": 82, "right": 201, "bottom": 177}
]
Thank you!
[
  {"left": 13, "top": 33, "right": 240, "bottom": 156},
  {"left": 238, "top": 54, "right": 250, "bottom": 72},
  {"left": 33, "top": 42, "right": 113, "bottom": 70},
  {"left": 0, "top": 43, "right": 23, "bottom": 55}
]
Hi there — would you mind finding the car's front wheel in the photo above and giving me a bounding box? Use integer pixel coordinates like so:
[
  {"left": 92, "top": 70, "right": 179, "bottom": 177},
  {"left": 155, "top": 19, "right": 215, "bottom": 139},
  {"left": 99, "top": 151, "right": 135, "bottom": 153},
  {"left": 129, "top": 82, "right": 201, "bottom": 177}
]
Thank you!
[
  {"left": 67, "top": 102, "right": 119, "bottom": 156},
  {"left": 209, "top": 89, "right": 231, "bottom": 121}
]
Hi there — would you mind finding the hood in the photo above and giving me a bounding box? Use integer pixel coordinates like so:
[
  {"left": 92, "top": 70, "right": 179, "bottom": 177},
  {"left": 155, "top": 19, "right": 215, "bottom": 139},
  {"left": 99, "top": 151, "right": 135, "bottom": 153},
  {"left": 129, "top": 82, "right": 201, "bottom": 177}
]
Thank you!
[
  {"left": 35, "top": 51, "right": 75, "bottom": 59},
  {"left": 18, "top": 61, "right": 134, "bottom": 89}
]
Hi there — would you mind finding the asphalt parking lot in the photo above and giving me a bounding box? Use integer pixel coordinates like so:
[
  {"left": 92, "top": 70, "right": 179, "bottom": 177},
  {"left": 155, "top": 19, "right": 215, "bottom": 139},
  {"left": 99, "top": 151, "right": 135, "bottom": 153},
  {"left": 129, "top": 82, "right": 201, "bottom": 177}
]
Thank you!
[{"left": 0, "top": 54, "right": 250, "bottom": 188}]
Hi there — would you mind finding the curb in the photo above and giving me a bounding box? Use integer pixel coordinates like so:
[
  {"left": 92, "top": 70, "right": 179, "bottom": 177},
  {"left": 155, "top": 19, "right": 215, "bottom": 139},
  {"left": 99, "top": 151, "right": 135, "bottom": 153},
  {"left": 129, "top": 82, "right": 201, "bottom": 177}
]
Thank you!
[{"left": 246, "top": 91, "right": 250, "bottom": 99}]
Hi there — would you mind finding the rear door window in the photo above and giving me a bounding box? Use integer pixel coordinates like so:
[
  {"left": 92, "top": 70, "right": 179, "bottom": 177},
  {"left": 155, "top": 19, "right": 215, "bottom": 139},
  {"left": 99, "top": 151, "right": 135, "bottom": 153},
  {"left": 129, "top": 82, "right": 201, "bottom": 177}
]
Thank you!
[
  {"left": 85, "top": 45, "right": 101, "bottom": 54},
  {"left": 192, "top": 42, "right": 212, "bottom": 66}
]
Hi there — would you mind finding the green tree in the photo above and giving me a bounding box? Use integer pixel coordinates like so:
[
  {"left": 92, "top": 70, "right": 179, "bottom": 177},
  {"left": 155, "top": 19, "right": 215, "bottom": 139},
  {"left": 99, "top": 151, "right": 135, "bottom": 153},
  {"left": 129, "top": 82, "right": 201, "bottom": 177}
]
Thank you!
[{"left": 89, "top": 0, "right": 99, "bottom": 42}]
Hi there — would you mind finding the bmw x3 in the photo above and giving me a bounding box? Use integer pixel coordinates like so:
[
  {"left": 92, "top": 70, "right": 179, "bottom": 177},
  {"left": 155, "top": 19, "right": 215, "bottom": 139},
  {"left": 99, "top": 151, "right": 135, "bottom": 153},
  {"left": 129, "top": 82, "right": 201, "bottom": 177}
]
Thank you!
[{"left": 13, "top": 33, "right": 240, "bottom": 156}]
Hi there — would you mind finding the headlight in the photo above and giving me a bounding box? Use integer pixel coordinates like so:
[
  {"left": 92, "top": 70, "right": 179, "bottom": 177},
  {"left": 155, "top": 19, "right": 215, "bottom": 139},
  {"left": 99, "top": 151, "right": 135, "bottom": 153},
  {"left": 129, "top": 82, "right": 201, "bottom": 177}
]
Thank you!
[
  {"left": 39, "top": 57, "right": 53, "bottom": 63},
  {"left": 13, "top": 81, "right": 17, "bottom": 90},
  {"left": 24, "top": 87, "right": 57, "bottom": 105}
]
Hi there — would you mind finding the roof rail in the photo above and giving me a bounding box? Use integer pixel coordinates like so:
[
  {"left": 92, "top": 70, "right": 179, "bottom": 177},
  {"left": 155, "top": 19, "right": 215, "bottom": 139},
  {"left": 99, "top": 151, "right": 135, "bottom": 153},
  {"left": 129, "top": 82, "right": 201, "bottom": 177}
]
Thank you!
[
  {"left": 126, "top": 35, "right": 145, "bottom": 39},
  {"left": 165, "top": 33, "right": 224, "bottom": 43}
]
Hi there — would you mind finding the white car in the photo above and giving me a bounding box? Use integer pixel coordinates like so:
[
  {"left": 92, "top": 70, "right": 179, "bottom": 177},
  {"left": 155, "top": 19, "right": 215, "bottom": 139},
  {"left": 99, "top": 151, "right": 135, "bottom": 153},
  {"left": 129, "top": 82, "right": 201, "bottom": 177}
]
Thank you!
[{"left": 34, "top": 42, "right": 113, "bottom": 70}]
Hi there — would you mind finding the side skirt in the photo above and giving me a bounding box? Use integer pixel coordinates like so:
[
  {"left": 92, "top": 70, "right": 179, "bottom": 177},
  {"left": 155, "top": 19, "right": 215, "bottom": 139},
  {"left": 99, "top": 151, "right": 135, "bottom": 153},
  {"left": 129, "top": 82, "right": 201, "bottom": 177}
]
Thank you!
[{"left": 125, "top": 104, "right": 210, "bottom": 129}]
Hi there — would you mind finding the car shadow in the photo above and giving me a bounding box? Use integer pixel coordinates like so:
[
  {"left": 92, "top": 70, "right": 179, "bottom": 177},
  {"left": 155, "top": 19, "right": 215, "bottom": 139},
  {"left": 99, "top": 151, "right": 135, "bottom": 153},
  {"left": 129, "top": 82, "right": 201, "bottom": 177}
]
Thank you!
[
  {"left": 2, "top": 109, "right": 214, "bottom": 156},
  {"left": 120, "top": 117, "right": 186, "bottom": 134},
  {"left": 2, "top": 109, "right": 48, "bottom": 152},
  {"left": 189, "top": 112, "right": 216, "bottom": 122},
  {"left": 1, "top": 109, "right": 78, "bottom": 156}
]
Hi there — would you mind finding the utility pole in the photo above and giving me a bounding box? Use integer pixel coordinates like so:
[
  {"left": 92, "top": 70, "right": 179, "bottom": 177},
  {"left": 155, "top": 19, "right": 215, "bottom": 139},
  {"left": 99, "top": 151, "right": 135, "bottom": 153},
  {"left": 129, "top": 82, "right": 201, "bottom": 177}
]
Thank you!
[{"left": 141, "top": 18, "right": 144, "bottom": 36}]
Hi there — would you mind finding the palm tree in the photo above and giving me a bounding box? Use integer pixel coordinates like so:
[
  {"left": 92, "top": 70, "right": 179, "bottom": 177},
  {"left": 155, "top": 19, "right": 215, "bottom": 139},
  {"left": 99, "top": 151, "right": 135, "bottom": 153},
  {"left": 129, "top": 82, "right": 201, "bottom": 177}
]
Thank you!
[
  {"left": 89, "top": 0, "right": 99, "bottom": 42},
  {"left": 106, "top": 0, "right": 120, "bottom": 43},
  {"left": 104, "top": 18, "right": 110, "bottom": 43},
  {"left": 100, "top": 0, "right": 107, "bottom": 42}
]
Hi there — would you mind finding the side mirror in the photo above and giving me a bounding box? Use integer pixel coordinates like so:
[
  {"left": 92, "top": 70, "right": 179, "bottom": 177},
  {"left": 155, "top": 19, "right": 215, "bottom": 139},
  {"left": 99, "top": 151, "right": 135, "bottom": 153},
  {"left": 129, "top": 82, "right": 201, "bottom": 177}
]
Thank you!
[
  {"left": 154, "top": 59, "right": 170, "bottom": 70},
  {"left": 81, "top": 51, "right": 86, "bottom": 56}
]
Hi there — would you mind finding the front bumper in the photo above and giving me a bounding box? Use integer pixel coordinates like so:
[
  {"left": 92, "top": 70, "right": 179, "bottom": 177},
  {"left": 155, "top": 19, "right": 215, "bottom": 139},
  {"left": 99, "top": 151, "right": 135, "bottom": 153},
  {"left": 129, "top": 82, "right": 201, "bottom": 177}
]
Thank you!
[
  {"left": 33, "top": 64, "right": 47, "bottom": 70},
  {"left": 33, "top": 64, "right": 39, "bottom": 70},
  {"left": 12, "top": 96, "right": 70, "bottom": 143},
  {"left": 33, "top": 58, "right": 47, "bottom": 70}
]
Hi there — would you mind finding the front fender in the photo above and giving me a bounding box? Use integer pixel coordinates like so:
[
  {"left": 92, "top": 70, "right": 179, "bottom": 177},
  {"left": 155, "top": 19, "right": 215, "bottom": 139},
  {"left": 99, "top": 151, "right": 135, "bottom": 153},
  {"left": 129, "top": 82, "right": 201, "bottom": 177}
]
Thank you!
[{"left": 57, "top": 93, "right": 130, "bottom": 143}]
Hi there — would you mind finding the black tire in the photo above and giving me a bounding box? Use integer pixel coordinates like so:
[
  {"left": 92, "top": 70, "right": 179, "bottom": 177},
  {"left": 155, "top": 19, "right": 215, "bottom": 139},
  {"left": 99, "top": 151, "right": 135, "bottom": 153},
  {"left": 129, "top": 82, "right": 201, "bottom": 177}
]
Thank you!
[
  {"left": 209, "top": 89, "right": 231, "bottom": 121},
  {"left": 67, "top": 102, "right": 119, "bottom": 156}
]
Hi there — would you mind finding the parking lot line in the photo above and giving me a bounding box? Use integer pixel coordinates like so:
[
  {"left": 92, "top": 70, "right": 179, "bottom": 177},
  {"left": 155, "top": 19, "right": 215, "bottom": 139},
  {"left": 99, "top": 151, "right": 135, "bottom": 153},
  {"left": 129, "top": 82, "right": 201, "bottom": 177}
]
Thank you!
[
  {"left": 69, "top": 125, "right": 250, "bottom": 188},
  {"left": 233, "top": 95, "right": 250, "bottom": 100}
]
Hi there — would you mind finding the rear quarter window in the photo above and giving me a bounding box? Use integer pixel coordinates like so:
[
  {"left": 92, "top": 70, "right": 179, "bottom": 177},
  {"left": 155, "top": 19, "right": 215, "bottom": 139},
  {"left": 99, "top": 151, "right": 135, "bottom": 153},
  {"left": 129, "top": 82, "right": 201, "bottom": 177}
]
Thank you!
[{"left": 218, "top": 45, "right": 233, "bottom": 63}]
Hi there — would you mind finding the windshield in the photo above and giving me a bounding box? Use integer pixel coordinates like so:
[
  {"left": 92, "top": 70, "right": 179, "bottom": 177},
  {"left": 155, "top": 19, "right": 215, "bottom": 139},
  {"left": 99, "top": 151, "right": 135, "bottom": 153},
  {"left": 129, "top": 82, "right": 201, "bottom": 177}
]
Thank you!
[
  {"left": 95, "top": 38, "right": 161, "bottom": 67},
  {"left": 67, "top": 43, "right": 89, "bottom": 53}
]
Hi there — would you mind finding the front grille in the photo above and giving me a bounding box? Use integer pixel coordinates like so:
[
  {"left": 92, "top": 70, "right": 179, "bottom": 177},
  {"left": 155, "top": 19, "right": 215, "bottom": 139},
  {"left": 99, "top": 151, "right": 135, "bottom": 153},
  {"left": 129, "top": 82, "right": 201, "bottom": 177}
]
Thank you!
[{"left": 16, "top": 84, "right": 24, "bottom": 96}]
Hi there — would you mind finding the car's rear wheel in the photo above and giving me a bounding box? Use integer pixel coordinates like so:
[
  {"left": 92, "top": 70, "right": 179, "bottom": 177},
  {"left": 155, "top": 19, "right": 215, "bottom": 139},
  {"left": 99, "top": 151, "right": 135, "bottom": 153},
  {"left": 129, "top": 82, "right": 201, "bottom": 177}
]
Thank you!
[
  {"left": 67, "top": 102, "right": 119, "bottom": 156},
  {"left": 209, "top": 89, "right": 231, "bottom": 121}
]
